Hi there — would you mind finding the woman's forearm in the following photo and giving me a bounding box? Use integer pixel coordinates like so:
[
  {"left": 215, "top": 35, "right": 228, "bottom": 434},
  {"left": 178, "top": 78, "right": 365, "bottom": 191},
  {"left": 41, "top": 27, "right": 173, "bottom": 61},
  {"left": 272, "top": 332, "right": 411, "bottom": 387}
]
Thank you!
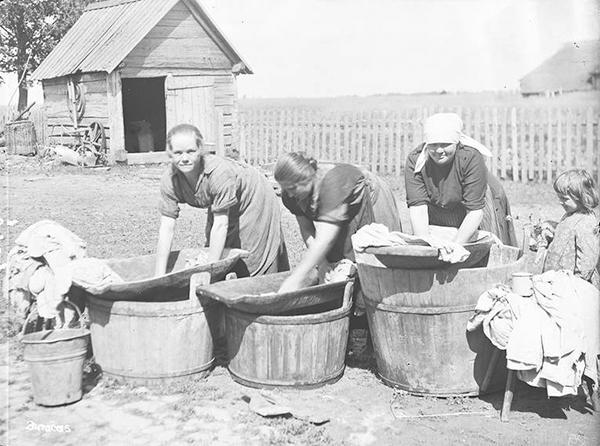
[
  {"left": 296, "top": 216, "right": 316, "bottom": 248},
  {"left": 155, "top": 216, "right": 176, "bottom": 276},
  {"left": 280, "top": 221, "right": 340, "bottom": 292},
  {"left": 208, "top": 211, "right": 229, "bottom": 262},
  {"left": 454, "top": 209, "right": 484, "bottom": 244},
  {"left": 408, "top": 205, "right": 430, "bottom": 237}
]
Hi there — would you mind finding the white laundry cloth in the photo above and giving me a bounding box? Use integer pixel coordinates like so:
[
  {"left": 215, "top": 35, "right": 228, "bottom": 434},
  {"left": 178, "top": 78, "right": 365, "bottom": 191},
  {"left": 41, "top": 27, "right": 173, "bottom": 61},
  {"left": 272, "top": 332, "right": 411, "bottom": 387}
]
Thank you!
[
  {"left": 351, "top": 223, "right": 495, "bottom": 264},
  {"left": 468, "top": 270, "right": 600, "bottom": 397}
]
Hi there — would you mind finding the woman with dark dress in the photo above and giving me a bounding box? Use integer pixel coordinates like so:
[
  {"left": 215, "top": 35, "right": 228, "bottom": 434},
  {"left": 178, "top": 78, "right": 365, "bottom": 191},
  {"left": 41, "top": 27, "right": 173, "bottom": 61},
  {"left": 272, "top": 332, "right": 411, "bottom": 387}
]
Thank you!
[
  {"left": 274, "top": 152, "right": 402, "bottom": 293},
  {"left": 405, "top": 113, "right": 517, "bottom": 246},
  {"left": 155, "top": 124, "right": 289, "bottom": 277}
]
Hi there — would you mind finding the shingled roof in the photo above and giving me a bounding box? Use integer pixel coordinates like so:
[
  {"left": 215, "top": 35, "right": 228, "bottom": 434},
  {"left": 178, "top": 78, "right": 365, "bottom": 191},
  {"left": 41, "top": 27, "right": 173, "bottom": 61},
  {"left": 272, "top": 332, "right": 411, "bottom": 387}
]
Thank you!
[
  {"left": 31, "top": 0, "right": 251, "bottom": 80},
  {"left": 520, "top": 40, "right": 599, "bottom": 95}
]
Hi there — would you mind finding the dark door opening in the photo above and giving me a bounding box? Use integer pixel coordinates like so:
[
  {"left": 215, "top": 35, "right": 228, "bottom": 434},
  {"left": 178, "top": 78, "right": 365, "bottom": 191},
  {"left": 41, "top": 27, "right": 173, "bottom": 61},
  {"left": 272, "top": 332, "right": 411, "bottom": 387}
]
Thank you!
[{"left": 122, "top": 77, "right": 166, "bottom": 153}]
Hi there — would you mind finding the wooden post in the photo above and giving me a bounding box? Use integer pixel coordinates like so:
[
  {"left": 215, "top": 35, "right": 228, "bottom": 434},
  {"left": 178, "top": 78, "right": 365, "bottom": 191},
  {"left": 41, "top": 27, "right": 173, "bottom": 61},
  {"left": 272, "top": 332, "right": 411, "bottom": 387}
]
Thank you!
[
  {"left": 357, "top": 112, "right": 364, "bottom": 166},
  {"left": 510, "top": 107, "right": 518, "bottom": 182},
  {"left": 371, "top": 111, "right": 379, "bottom": 173},
  {"left": 491, "top": 107, "right": 499, "bottom": 177},
  {"left": 386, "top": 113, "right": 394, "bottom": 174},
  {"left": 501, "top": 370, "right": 515, "bottom": 422},
  {"left": 500, "top": 107, "right": 508, "bottom": 179},
  {"left": 519, "top": 108, "right": 527, "bottom": 183},
  {"left": 106, "top": 70, "right": 126, "bottom": 163},
  {"left": 239, "top": 114, "right": 247, "bottom": 162},
  {"left": 528, "top": 109, "right": 535, "bottom": 181},
  {"left": 575, "top": 108, "right": 583, "bottom": 170},
  {"left": 554, "top": 108, "right": 562, "bottom": 180},
  {"left": 536, "top": 109, "right": 544, "bottom": 182},
  {"left": 586, "top": 107, "right": 594, "bottom": 172},
  {"left": 546, "top": 108, "right": 553, "bottom": 184},
  {"left": 565, "top": 108, "right": 572, "bottom": 172}
]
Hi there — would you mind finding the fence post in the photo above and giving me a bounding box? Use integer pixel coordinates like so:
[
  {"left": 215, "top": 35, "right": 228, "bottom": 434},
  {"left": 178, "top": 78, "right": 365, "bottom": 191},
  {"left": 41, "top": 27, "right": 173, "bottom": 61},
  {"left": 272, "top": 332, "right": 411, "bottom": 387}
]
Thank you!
[
  {"left": 500, "top": 107, "right": 508, "bottom": 179},
  {"left": 565, "top": 108, "right": 572, "bottom": 172},
  {"left": 546, "top": 108, "right": 553, "bottom": 184},
  {"left": 510, "top": 107, "right": 518, "bottom": 181},
  {"left": 586, "top": 107, "right": 594, "bottom": 174},
  {"left": 524, "top": 108, "right": 531, "bottom": 181}
]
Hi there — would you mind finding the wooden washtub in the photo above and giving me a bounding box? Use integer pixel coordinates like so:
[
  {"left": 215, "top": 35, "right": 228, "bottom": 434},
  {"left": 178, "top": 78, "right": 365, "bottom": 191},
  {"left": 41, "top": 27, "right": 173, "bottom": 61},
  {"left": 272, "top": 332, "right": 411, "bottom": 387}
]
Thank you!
[{"left": 355, "top": 244, "right": 523, "bottom": 396}]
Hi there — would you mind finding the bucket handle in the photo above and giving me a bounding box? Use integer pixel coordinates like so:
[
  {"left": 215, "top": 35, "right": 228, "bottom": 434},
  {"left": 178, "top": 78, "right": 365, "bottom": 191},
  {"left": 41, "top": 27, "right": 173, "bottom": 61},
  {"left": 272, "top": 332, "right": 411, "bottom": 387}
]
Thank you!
[
  {"left": 341, "top": 280, "right": 354, "bottom": 310},
  {"left": 20, "top": 299, "right": 85, "bottom": 338},
  {"left": 189, "top": 271, "right": 211, "bottom": 301}
]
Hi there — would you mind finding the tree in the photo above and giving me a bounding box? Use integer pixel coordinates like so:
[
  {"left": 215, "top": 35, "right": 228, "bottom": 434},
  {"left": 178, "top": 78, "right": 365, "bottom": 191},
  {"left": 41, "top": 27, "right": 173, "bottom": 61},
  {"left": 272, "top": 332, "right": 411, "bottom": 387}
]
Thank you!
[{"left": 0, "top": 0, "right": 92, "bottom": 111}]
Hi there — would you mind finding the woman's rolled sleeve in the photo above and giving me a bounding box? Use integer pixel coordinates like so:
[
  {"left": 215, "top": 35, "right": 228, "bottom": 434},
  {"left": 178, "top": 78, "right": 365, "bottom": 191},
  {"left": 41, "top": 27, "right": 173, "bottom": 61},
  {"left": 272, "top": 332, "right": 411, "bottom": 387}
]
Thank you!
[
  {"left": 460, "top": 151, "right": 487, "bottom": 211},
  {"left": 158, "top": 175, "right": 180, "bottom": 219},
  {"left": 405, "top": 151, "right": 430, "bottom": 207}
]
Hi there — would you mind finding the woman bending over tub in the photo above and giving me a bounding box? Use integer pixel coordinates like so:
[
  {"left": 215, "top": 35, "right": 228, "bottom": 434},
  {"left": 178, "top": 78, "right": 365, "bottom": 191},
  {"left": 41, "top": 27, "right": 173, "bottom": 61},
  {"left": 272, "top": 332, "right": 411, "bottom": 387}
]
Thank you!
[
  {"left": 154, "top": 124, "right": 289, "bottom": 277},
  {"left": 404, "top": 113, "right": 517, "bottom": 247},
  {"left": 274, "top": 152, "right": 402, "bottom": 293}
]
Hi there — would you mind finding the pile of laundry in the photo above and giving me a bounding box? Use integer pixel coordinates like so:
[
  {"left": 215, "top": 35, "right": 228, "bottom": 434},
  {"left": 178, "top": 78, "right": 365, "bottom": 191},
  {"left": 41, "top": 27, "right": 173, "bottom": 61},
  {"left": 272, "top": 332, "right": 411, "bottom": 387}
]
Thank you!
[
  {"left": 8, "top": 220, "right": 124, "bottom": 326},
  {"left": 351, "top": 223, "right": 500, "bottom": 264},
  {"left": 467, "top": 270, "right": 600, "bottom": 397},
  {"left": 320, "top": 259, "right": 357, "bottom": 284}
]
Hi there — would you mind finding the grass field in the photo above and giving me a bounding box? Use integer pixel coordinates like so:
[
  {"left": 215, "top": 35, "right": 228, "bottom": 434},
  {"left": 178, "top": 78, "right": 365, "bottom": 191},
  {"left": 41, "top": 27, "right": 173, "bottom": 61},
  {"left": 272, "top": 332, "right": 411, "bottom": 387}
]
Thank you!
[
  {"left": 240, "top": 91, "right": 600, "bottom": 112},
  {"left": 2, "top": 156, "right": 597, "bottom": 446}
]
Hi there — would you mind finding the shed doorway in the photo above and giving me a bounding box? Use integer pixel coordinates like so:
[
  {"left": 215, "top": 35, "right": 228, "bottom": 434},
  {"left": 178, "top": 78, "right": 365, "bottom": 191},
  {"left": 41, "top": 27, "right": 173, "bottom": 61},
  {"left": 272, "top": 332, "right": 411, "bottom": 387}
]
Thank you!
[{"left": 122, "top": 77, "right": 166, "bottom": 153}]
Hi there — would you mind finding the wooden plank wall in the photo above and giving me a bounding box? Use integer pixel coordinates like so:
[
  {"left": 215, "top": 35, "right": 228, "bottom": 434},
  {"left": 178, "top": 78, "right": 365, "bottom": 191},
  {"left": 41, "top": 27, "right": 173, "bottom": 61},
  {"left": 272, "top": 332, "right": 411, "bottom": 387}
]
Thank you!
[
  {"left": 121, "top": 1, "right": 232, "bottom": 77},
  {"left": 240, "top": 106, "right": 600, "bottom": 184},
  {"left": 214, "top": 74, "right": 238, "bottom": 156},
  {"left": 42, "top": 72, "right": 110, "bottom": 146}
]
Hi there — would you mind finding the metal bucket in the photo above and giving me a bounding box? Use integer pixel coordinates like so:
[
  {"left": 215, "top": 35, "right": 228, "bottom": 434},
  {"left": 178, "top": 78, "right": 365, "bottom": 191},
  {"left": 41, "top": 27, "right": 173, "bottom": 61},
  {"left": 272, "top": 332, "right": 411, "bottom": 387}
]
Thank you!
[{"left": 22, "top": 327, "right": 90, "bottom": 406}]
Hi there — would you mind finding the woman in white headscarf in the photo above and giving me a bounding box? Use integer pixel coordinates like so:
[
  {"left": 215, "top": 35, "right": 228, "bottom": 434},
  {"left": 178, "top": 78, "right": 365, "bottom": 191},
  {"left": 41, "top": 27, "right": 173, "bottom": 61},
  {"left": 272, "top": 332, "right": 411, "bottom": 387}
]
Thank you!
[{"left": 404, "top": 113, "right": 517, "bottom": 246}]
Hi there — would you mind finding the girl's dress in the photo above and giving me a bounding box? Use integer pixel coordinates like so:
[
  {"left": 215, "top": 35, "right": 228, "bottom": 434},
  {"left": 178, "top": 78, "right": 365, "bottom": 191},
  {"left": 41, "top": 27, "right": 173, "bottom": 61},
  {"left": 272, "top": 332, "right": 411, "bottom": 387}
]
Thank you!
[{"left": 543, "top": 212, "right": 600, "bottom": 288}]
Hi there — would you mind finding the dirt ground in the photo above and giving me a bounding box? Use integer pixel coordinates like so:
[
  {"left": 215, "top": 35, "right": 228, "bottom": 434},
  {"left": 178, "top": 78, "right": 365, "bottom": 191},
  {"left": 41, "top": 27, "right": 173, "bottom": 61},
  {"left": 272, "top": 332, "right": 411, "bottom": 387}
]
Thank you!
[{"left": 1, "top": 155, "right": 599, "bottom": 445}]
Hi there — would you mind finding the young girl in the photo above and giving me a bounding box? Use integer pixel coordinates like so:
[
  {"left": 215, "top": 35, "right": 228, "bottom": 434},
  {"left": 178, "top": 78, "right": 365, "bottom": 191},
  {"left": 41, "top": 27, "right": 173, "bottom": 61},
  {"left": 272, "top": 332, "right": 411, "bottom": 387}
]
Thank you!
[{"left": 543, "top": 169, "right": 600, "bottom": 288}]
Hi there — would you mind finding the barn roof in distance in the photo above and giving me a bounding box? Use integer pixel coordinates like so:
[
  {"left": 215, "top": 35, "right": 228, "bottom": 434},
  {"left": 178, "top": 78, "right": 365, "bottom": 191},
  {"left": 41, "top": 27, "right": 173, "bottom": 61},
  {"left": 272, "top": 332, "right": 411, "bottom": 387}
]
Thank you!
[
  {"left": 520, "top": 40, "right": 599, "bottom": 95},
  {"left": 31, "top": 0, "right": 252, "bottom": 81}
]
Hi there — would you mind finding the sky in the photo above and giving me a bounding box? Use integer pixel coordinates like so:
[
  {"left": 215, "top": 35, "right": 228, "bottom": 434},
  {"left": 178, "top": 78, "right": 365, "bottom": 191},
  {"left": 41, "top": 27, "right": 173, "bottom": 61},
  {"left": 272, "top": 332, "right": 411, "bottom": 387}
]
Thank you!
[
  {"left": 1, "top": 0, "right": 598, "bottom": 104},
  {"left": 201, "top": 0, "right": 600, "bottom": 97}
]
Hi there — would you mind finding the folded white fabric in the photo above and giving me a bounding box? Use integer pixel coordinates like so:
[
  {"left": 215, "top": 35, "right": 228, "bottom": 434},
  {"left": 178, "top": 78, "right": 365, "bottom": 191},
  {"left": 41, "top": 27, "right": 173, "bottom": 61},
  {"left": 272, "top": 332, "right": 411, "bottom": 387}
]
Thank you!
[
  {"left": 351, "top": 223, "right": 496, "bottom": 264},
  {"left": 351, "top": 223, "right": 407, "bottom": 251}
]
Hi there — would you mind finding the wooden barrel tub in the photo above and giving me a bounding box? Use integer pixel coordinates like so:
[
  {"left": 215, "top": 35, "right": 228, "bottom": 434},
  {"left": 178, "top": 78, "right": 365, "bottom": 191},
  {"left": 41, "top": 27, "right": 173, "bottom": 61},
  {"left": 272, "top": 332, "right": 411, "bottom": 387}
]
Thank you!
[
  {"left": 82, "top": 249, "right": 246, "bottom": 384},
  {"left": 6, "top": 120, "right": 36, "bottom": 156},
  {"left": 355, "top": 244, "right": 524, "bottom": 396},
  {"left": 200, "top": 277, "right": 354, "bottom": 389}
]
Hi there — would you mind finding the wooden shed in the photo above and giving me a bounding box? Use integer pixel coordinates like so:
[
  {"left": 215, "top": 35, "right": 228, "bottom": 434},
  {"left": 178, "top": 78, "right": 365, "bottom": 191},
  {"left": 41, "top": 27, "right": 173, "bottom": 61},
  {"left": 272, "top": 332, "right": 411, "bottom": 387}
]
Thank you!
[{"left": 31, "top": 0, "right": 251, "bottom": 164}]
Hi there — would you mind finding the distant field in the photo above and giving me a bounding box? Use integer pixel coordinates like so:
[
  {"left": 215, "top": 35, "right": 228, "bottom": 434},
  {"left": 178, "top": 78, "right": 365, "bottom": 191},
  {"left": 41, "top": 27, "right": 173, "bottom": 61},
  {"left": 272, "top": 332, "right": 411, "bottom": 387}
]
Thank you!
[{"left": 240, "top": 91, "right": 600, "bottom": 112}]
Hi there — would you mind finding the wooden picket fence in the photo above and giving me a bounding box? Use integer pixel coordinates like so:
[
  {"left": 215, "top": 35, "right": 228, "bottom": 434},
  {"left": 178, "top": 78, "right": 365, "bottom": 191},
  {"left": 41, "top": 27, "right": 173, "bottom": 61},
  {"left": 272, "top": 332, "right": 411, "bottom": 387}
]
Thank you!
[{"left": 239, "top": 106, "right": 600, "bottom": 184}]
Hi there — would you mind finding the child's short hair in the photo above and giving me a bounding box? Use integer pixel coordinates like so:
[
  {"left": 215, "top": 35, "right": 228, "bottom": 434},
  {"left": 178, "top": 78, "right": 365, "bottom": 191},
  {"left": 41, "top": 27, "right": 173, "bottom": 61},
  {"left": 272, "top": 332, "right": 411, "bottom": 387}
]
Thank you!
[{"left": 553, "top": 169, "right": 599, "bottom": 212}]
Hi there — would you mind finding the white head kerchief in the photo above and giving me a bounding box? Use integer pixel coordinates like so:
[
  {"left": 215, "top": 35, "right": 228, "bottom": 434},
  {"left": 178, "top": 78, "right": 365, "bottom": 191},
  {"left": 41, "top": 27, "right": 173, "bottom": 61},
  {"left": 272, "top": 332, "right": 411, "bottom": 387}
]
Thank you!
[{"left": 414, "top": 113, "right": 492, "bottom": 173}]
